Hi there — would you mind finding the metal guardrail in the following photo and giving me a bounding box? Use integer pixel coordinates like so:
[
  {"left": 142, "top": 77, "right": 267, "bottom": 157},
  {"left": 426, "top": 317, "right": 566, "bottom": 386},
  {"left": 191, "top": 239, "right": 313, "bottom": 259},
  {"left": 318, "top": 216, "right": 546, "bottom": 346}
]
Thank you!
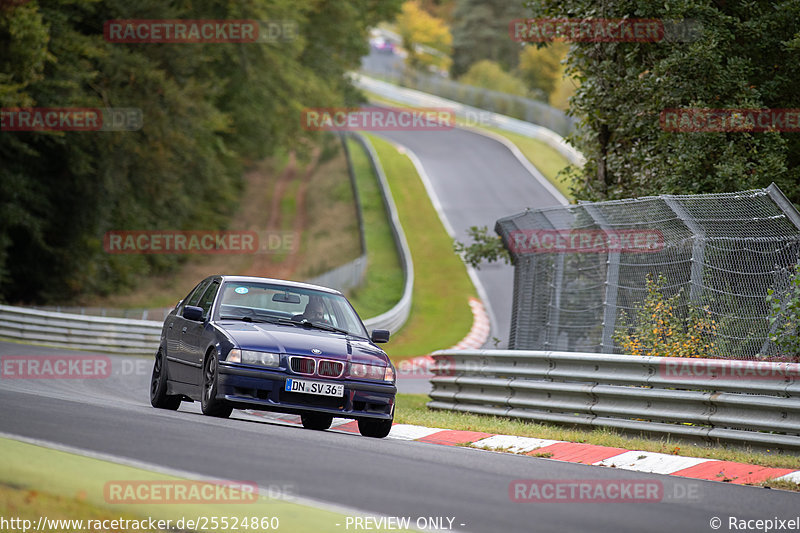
[
  {"left": 0, "top": 304, "right": 162, "bottom": 355},
  {"left": 428, "top": 350, "right": 800, "bottom": 450},
  {"left": 306, "top": 254, "right": 368, "bottom": 294},
  {"left": 306, "top": 133, "right": 369, "bottom": 293},
  {"left": 352, "top": 73, "right": 585, "bottom": 167},
  {"left": 360, "top": 67, "right": 576, "bottom": 138},
  {"left": 352, "top": 133, "right": 414, "bottom": 335}
]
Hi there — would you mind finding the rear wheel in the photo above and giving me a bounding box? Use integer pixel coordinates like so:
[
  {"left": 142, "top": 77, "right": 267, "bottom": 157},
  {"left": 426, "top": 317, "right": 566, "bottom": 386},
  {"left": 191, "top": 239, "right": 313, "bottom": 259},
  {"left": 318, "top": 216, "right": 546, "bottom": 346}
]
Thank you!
[
  {"left": 358, "top": 417, "right": 393, "bottom": 438},
  {"left": 301, "top": 413, "right": 333, "bottom": 430},
  {"left": 150, "top": 348, "right": 181, "bottom": 410},
  {"left": 201, "top": 352, "right": 233, "bottom": 418}
]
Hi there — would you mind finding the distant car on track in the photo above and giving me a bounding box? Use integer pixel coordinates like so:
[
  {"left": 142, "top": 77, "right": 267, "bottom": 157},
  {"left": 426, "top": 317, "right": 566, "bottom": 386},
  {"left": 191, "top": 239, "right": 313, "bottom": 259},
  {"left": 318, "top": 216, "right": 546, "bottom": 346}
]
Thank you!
[{"left": 150, "top": 275, "right": 396, "bottom": 438}]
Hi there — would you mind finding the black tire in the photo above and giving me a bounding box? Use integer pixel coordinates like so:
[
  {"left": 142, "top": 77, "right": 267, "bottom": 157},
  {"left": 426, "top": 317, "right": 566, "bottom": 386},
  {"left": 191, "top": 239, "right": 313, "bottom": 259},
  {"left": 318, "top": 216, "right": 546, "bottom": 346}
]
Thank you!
[
  {"left": 150, "top": 348, "right": 181, "bottom": 410},
  {"left": 358, "top": 417, "right": 393, "bottom": 438},
  {"left": 201, "top": 352, "right": 233, "bottom": 418},
  {"left": 301, "top": 413, "right": 333, "bottom": 430}
]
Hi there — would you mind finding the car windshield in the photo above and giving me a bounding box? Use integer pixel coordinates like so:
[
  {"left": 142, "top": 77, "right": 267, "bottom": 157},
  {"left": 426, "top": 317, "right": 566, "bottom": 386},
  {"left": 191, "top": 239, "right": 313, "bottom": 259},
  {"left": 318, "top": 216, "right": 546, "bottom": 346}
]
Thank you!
[{"left": 218, "top": 282, "right": 368, "bottom": 338}]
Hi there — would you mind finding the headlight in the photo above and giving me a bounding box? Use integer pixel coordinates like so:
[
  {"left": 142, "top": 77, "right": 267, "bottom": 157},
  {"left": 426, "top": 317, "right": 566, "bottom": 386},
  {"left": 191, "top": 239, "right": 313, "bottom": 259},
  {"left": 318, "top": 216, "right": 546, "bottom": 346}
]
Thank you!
[
  {"left": 350, "top": 362, "right": 392, "bottom": 381},
  {"left": 226, "top": 349, "right": 280, "bottom": 368}
]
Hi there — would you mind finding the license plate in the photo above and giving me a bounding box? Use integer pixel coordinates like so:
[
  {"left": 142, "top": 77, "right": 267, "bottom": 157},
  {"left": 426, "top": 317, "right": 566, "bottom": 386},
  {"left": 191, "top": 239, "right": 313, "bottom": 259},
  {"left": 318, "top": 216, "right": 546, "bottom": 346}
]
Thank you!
[{"left": 284, "top": 378, "right": 344, "bottom": 397}]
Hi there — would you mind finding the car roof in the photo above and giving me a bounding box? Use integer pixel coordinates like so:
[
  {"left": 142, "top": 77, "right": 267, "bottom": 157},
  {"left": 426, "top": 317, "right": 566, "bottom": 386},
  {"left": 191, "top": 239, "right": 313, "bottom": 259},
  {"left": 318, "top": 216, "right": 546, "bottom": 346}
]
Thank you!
[{"left": 216, "top": 275, "right": 343, "bottom": 296}]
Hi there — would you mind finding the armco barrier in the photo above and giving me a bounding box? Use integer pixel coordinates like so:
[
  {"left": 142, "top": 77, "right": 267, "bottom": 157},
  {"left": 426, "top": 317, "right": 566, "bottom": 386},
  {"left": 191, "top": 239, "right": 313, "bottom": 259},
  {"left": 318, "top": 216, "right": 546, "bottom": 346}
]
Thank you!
[
  {"left": 0, "top": 304, "right": 162, "bottom": 355},
  {"left": 428, "top": 350, "right": 800, "bottom": 450},
  {"left": 352, "top": 73, "right": 585, "bottom": 167},
  {"left": 351, "top": 133, "right": 414, "bottom": 335}
]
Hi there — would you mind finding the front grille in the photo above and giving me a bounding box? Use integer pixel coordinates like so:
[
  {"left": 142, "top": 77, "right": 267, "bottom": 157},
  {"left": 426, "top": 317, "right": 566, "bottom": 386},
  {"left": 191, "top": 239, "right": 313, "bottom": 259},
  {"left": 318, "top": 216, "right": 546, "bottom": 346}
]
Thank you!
[
  {"left": 317, "top": 360, "right": 344, "bottom": 378},
  {"left": 290, "top": 356, "right": 315, "bottom": 375}
]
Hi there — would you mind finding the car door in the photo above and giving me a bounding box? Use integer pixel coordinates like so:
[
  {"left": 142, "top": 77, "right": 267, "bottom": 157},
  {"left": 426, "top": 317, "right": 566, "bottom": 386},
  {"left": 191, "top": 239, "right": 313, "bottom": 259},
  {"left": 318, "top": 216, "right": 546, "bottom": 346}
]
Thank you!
[
  {"left": 167, "top": 279, "right": 210, "bottom": 384},
  {"left": 182, "top": 279, "right": 221, "bottom": 387}
]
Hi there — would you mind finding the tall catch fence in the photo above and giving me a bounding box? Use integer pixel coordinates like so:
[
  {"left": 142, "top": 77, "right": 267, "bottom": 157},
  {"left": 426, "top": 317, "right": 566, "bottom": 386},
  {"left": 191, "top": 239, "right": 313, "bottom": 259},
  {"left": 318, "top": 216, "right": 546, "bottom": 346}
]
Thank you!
[{"left": 495, "top": 184, "right": 800, "bottom": 359}]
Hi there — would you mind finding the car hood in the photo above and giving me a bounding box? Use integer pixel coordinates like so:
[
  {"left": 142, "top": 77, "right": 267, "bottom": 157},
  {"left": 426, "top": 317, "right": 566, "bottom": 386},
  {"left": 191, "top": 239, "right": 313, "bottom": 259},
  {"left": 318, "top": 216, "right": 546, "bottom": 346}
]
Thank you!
[{"left": 219, "top": 322, "right": 389, "bottom": 365}]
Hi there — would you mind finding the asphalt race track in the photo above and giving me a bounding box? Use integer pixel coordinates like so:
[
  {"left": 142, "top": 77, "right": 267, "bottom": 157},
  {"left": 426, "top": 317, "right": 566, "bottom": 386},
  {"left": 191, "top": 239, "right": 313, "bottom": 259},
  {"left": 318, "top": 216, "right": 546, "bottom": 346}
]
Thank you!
[
  {"left": 1, "top": 341, "right": 797, "bottom": 533},
  {"left": 374, "top": 124, "right": 565, "bottom": 350}
]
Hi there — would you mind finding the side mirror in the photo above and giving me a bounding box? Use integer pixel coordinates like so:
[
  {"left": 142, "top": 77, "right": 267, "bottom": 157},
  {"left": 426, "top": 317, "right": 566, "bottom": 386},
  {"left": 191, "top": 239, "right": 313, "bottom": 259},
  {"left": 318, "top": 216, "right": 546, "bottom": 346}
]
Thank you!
[
  {"left": 183, "top": 305, "right": 204, "bottom": 321},
  {"left": 371, "top": 329, "right": 390, "bottom": 343}
]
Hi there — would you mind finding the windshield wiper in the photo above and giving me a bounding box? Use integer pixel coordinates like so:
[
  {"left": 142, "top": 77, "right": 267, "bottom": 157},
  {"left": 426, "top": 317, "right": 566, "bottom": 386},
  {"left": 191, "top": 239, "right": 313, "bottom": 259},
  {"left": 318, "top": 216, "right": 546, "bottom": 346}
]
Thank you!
[
  {"left": 296, "top": 319, "right": 351, "bottom": 336},
  {"left": 220, "top": 315, "right": 273, "bottom": 324}
]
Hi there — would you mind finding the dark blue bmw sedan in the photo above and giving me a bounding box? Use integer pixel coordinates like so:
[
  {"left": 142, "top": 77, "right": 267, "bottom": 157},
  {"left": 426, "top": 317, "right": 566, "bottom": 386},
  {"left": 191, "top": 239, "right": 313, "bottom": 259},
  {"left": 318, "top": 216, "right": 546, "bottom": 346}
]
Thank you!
[{"left": 150, "top": 275, "right": 396, "bottom": 438}]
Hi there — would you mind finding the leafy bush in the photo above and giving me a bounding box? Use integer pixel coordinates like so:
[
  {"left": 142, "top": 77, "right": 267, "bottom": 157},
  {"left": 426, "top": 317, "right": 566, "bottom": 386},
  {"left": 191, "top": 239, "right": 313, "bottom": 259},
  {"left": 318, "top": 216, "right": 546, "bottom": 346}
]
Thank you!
[
  {"left": 766, "top": 264, "right": 800, "bottom": 360},
  {"left": 614, "top": 274, "right": 716, "bottom": 358}
]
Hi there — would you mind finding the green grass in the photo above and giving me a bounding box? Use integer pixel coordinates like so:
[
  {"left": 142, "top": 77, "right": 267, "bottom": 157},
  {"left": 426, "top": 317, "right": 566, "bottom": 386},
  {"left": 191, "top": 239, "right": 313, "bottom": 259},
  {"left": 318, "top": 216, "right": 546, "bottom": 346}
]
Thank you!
[
  {"left": 394, "top": 394, "right": 800, "bottom": 472},
  {"left": 0, "top": 437, "right": 418, "bottom": 532},
  {"left": 364, "top": 90, "right": 575, "bottom": 203},
  {"left": 344, "top": 137, "right": 405, "bottom": 319},
  {"left": 483, "top": 127, "right": 574, "bottom": 201},
  {"left": 365, "top": 134, "right": 476, "bottom": 359}
]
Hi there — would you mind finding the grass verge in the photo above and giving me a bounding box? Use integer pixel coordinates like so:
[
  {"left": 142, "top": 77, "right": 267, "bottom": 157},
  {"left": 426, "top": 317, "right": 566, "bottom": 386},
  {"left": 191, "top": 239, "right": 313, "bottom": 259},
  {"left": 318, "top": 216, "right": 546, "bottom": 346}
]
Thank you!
[
  {"left": 364, "top": 91, "right": 574, "bottom": 202},
  {"left": 394, "top": 394, "right": 800, "bottom": 473},
  {"left": 343, "top": 137, "right": 405, "bottom": 319},
  {"left": 482, "top": 127, "right": 573, "bottom": 201},
  {"left": 0, "top": 437, "right": 417, "bottom": 532},
  {"left": 365, "top": 134, "right": 475, "bottom": 359}
]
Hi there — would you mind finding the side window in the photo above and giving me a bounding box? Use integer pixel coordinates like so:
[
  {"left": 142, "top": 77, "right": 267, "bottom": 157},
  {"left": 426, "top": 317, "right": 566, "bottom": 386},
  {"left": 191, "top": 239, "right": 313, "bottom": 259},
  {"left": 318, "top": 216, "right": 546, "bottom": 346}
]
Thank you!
[
  {"left": 198, "top": 281, "right": 221, "bottom": 320},
  {"left": 180, "top": 280, "right": 210, "bottom": 312}
]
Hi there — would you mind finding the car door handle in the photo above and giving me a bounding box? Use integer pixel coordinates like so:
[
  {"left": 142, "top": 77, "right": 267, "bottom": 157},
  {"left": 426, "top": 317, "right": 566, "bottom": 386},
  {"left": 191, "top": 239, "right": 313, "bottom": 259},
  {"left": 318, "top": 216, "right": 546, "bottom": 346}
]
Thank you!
[{"left": 181, "top": 327, "right": 187, "bottom": 334}]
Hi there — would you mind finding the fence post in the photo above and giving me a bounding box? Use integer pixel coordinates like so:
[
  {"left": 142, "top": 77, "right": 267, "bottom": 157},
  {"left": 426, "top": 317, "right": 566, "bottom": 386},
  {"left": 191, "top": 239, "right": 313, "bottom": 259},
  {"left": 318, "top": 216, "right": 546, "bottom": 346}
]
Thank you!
[
  {"left": 663, "top": 196, "right": 706, "bottom": 303},
  {"left": 582, "top": 203, "right": 619, "bottom": 353}
]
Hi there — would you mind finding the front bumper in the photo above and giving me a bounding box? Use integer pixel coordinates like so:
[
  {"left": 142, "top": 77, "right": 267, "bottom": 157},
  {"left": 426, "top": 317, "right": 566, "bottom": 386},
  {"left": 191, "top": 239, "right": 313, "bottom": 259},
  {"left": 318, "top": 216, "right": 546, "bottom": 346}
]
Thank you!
[{"left": 218, "top": 362, "right": 396, "bottom": 420}]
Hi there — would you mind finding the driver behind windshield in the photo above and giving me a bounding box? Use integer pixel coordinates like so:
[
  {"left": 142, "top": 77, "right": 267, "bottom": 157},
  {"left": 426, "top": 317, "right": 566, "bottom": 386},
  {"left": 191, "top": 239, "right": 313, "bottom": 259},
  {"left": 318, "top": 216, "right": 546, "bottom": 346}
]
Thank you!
[{"left": 295, "top": 295, "right": 328, "bottom": 324}]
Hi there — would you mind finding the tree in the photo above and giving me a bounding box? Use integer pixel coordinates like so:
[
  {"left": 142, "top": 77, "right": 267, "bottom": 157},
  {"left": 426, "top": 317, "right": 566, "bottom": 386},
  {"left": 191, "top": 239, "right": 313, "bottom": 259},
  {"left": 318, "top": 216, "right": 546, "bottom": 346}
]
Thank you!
[
  {"left": 526, "top": 0, "right": 800, "bottom": 204},
  {"left": 450, "top": 0, "right": 526, "bottom": 77},
  {"left": 459, "top": 60, "right": 529, "bottom": 97},
  {"left": 517, "top": 42, "right": 569, "bottom": 103},
  {"left": 395, "top": 0, "right": 452, "bottom": 71},
  {"left": 0, "top": 0, "right": 402, "bottom": 303}
]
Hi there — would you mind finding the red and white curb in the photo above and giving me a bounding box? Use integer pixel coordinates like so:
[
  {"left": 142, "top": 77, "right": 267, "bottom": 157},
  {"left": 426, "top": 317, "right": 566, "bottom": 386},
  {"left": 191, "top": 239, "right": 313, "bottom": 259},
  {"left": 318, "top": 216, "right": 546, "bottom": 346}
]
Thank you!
[
  {"left": 242, "top": 411, "right": 800, "bottom": 486},
  {"left": 463, "top": 432, "right": 800, "bottom": 486},
  {"left": 449, "top": 297, "right": 490, "bottom": 350},
  {"left": 394, "top": 297, "right": 490, "bottom": 379}
]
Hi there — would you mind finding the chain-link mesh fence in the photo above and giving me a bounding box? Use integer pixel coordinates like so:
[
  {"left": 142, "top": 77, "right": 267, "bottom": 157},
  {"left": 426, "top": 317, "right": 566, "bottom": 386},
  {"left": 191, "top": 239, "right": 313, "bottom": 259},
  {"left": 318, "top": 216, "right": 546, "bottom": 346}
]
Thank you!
[{"left": 495, "top": 184, "right": 800, "bottom": 359}]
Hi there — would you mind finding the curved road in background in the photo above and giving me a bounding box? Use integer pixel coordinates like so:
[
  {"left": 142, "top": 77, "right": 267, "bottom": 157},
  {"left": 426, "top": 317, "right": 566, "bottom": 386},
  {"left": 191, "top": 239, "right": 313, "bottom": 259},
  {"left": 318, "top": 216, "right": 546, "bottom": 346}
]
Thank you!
[
  {"left": 1, "top": 341, "right": 797, "bottom": 533},
  {"left": 375, "top": 125, "right": 563, "bottom": 349},
  {"left": 363, "top": 44, "right": 566, "bottom": 348}
]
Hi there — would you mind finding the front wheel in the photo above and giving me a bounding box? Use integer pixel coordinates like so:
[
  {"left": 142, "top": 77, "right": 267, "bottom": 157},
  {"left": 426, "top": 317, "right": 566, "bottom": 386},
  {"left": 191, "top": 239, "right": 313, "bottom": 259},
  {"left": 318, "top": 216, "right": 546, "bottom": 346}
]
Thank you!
[
  {"left": 301, "top": 413, "right": 333, "bottom": 430},
  {"left": 150, "top": 348, "right": 181, "bottom": 410},
  {"left": 358, "top": 417, "right": 393, "bottom": 438},
  {"left": 201, "top": 352, "right": 232, "bottom": 418}
]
